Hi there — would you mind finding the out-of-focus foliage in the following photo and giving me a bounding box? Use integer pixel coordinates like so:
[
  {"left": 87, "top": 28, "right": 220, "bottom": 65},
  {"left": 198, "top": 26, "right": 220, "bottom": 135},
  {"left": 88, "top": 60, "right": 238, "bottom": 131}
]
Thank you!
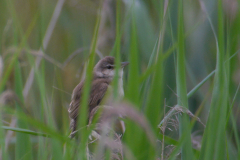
[{"left": 0, "top": 0, "right": 240, "bottom": 159}]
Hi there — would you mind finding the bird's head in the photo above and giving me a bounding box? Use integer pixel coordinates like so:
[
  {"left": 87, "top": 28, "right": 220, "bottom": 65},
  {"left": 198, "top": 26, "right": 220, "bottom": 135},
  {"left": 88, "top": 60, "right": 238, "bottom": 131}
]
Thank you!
[{"left": 94, "top": 56, "right": 129, "bottom": 79}]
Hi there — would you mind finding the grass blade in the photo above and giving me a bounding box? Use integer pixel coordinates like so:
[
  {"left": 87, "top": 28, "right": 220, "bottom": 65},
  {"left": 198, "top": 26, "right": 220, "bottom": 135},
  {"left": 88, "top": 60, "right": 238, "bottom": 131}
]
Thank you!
[
  {"left": 2, "top": 126, "right": 49, "bottom": 137},
  {"left": 199, "top": 0, "right": 228, "bottom": 159},
  {"left": 176, "top": 0, "right": 193, "bottom": 159},
  {"left": 77, "top": 4, "right": 102, "bottom": 159},
  {"left": 14, "top": 61, "right": 33, "bottom": 160}
]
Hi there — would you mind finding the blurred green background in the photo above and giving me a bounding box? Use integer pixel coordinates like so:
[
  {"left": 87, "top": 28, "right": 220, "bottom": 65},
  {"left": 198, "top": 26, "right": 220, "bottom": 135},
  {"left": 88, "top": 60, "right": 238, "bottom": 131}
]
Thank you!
[{"left": 0, "top": 0, "right": 240, "bottom": 159}]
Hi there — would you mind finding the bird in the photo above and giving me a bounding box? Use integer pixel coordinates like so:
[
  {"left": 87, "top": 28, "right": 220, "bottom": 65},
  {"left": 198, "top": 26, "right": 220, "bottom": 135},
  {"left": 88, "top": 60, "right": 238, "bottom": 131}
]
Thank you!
[{"left": 68, "top": 56, "right": 129, "bottom": 138}]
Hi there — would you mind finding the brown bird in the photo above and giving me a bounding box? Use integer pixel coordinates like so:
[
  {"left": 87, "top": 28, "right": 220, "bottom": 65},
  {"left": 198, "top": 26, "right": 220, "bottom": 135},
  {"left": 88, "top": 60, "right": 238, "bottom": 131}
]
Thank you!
[{"left": 68, "top": 56, "right": 129, "bottom": 138}]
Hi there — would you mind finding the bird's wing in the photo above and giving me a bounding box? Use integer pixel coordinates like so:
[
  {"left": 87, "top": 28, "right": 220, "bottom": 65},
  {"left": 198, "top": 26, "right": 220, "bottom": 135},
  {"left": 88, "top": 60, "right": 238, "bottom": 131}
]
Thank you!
[
  {"left": 88, "top": 81, "right": 109, "bottom": 113},
  {"left": 68, "top": 81, "right": 84, "bottom": 120},
  {"left": 68, "top": 80, "right": 109, "bottom": 120}
]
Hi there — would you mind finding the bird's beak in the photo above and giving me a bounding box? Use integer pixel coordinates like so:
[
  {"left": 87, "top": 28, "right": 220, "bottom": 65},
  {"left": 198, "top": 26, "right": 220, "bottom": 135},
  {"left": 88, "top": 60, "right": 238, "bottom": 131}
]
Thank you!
[{"left": 121, "top": 62, "right": 129, "bottom": 68}]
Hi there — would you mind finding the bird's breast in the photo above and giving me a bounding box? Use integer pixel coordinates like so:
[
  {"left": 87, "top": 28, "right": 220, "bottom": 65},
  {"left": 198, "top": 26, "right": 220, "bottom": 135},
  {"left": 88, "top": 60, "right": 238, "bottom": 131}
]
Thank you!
[
  {"left": 118, "top": 69, "right": 124, "bottom": 99},
  {"left": 118, "top": 77, "right": 124, "bottom": 98},
  {"left": 105, "top": 77, "right": 124, "bottom": 105}
]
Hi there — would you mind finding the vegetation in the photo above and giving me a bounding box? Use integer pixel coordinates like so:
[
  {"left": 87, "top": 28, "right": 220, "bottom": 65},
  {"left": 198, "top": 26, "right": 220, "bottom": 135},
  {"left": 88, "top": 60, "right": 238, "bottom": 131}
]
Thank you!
[{"left": 0, "top": 0, "right": 239, "bottom": 159}]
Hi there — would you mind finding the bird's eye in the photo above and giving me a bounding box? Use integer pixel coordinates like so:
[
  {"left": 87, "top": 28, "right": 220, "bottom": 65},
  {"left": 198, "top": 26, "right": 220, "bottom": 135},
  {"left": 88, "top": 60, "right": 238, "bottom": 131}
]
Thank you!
[{"left": 107, "top": 65, "right": 112, "bottom": 69}]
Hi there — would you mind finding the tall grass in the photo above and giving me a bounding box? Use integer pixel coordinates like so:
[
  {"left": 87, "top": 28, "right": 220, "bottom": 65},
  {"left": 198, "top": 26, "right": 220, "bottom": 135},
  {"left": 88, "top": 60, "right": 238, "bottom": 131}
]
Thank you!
[
  {"left": 0, "top": 0, "right": 240, "bottom": 160},
  {"left": 176, "top": 0, "right": 193, "bottom": 159}
]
